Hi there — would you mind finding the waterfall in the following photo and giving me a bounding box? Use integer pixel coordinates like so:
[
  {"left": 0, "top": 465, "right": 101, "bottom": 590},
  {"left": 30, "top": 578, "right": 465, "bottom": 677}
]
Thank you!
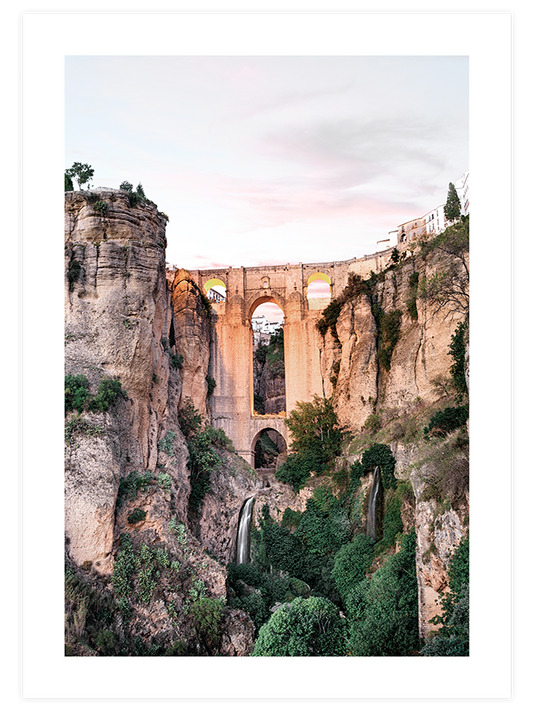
[
  {"left": 236, "top": 497, "right": 255, "bottom": 565},
  {"left": 366, "top": 466, "right": 381, "bottom": 541}
]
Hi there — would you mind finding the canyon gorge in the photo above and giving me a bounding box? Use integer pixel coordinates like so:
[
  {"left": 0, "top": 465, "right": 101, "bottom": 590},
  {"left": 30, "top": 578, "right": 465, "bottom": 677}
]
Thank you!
[{"left": 64, "top": 187, "right": 469, "bottom": 657}]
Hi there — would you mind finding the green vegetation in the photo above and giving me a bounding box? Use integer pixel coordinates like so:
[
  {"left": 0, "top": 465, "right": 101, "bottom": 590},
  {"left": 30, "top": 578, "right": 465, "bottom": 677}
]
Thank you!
[
  {"left": 157, "top": 431, "right": 177, "bottom": 457},
  {"left": 65, "top": 162, "right": 94, "bottom": 191},
  {"left": 406, "top": 271, "right": 419, "bottom": 320},
  {"left": 65, "top": 374, "right": 127, "bottom": 416},
  {"left": 444, "top": 182, "right": 462, "bottom": 222},
  {"left": 119, "top": 180, "right": 155, "bottom": 208},
  {"left": 116, "top": 470, "right": 155, "bottom": 508},
  {"left": 93, "top": 200, "right": 108, "bottom": 216},
  {"left": 346, "top": 529, "right": 419, "bottom": 656},
  {"left": 226, "top": 429, "right": 426, "bottom": 657},
  {"left": 127, "top": 508, "right": 147, "bottom": 525},
  {"left": 424, "top": 405, "right": 469, "bottom": 438},
  {"left": 177, "top": 398, "right": 226, "bottom": 514},
  {"left": 331, "top": 535, "right": 374, "bottom": 606},
  {"left": 418, "top": 218, "right": 469, "bottom": 321},
  {"left": 170, "top": 353, "right": 184, "bottom": 369},
  {"left": 65, "top": 172, "right": 74, "bottom": 191},
  {"left": 252, "top": 596, "right": 347, "bottom": 656},
  {"left": 422, "top": 535, "right": 469, "bottom": 656},
  {"left": 449, "top": 320, "right": 468, "bottom": 400},
  {"left": 65, "top": 374, "right": 91, "bottom": 414},
  {"left": 192, "top": 597, "right": 225, "bottom": 653},
  {"left": 265, "top": 327, "right": 285, "bottom": 377},
  {"left": 352, "top": 443, "right": 397, "bottom": 490},
  {"left": 206, "top": 375, "right": 217, "bottom": 397},
  {"left": 316, "top": 273, "right": 370, "bottom": 340},
  {"left": 275, "top": 396, "right": 346, "bottom": 491},
  {"left": 67, "top": 257, "right": 82, "bottom": 291},
  {"left": 372, "top": 303, "right": 402, "bottom": 371}
]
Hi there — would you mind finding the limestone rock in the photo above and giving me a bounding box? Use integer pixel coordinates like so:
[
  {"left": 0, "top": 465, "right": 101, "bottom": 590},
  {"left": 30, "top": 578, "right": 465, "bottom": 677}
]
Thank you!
[{"left": 170, "top": 269, "right": 211, "bottom": 415}]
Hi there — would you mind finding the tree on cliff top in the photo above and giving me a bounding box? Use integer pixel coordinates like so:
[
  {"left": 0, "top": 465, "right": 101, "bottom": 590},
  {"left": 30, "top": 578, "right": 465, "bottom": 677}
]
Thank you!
[
  {"left": 444, "top": 182, "right": 462, "bottom": 222},
  {"left": 65, "top": 162, "right": 94, "bottom": 191},
  {"left": 418, "top": 217, "right": 469, "bottom": 321}
]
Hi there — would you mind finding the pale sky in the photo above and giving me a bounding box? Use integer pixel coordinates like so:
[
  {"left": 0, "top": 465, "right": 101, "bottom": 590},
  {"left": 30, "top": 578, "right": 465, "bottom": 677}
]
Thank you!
[{"left": 65, "top": 55, "right": 468, "bottom": 271}]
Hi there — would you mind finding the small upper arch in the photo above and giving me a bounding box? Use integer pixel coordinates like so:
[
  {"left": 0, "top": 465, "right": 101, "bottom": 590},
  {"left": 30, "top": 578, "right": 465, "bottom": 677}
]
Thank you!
[
  {"left": 306, "top": 272, "right": 332, "bottom": 302},
  {"left": 203, "top": 277, "right": 227, "bottom": 302},
  {"left": 306, "top": 271, "right": 331, "bottom": 287}
]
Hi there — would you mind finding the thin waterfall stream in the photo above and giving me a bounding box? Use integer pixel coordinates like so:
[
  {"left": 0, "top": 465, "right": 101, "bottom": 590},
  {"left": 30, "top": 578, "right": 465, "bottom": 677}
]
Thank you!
[
  {"left": 236, "top": 497, "right": 255, "bottom": 565},
  {"left": 366, "top": 466, "right": 381, "bottom": 541}
]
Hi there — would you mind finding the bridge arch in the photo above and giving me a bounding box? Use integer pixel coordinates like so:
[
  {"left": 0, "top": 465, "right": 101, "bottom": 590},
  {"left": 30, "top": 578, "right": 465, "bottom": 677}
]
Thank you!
[
  {"left": 250, "top": 425, "right": 288, "bottom": 470},
  {"left": 307, "top": 271, "right": 332, "bottom": 286},
  {"left": 247, "top": 294, "right": 286, "bottom": 320}
]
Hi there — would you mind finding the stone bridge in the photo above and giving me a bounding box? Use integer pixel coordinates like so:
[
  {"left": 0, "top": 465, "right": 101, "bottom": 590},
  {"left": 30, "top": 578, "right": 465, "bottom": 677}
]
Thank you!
[{"left": 189, "top": 250, "right": 391, "bottom": 466}]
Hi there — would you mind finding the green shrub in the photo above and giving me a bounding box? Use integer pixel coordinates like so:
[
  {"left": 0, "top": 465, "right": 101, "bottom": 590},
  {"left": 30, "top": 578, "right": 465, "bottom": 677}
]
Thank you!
[
  {"left": 275, "top": 450, "right": 323, "bottom": 491},
  {"left": 424, "top": 405, "right": 468, "bottom": 437},
  {"left": 265, "top": 327, "right": 285, "bottom": 377},
  {"left": 206, "top": 376, "right": 217, "bottom": 396},
  {"left": 449, "top": 321, "right": 468, "bottom": 400},
  {"left": 284, "top": 395, "right": 346, "bottom": 466},
  {"left": 66, "top": 374, "right": 127, "bottom": 415},
  {"left": 112, "top": 533, "right": 136, "bottom": 604},
  {"left": 363, "top": 412, "right": 381, "bottom": 434},
  {"left": 361, "top": 443, "right": 397, "bottom": 490},
  {"left": 406, "top": 271, "right": 419, "bottom": 320},
  {"left": 315, "top": 274, "right": 370, "bottom": 339},
  {"left": 127, "top": 508, "right": 147, "bottom": 525},
  {"left": 192, "top": 597, "right": 225, "bottom": 651},
  {"left": 252, "top": 596, "right": 347, "bottom": 656},
  {"left": 331, "top": 535, "right": 374, "bottom": 606},
  {"left": 346, "top": 529, "right": 420, "bottom": 656},
  {"left": 158, "top": 430, "right": 177, "bottom": 457},
  {"left": 372, "top": 304, "right": 402, "bottom": 371},
  {"left": 423, "top": 535, "right": 469, "bottom": 656},
  {"left": 178, "top": 398, "right": 203, "bottom": 438},
  {"left": 93, "top": 200, "right": 108, "bottom": 216},
  {"left": 295, "top": 490, "right": 350, "bottom": 556},
  {"left": 89, "top": 377, "right": 127, "bottom": 412},
  {"left": 67, "top": 258, "right": 81, "bottom": 291},
  {"left": 95, "top": 629, "right": 116, "bottom": 654},
  {"left": 117, "top": 470, "right": 155, "bottom": 508},
  {"left": 205, "top": 426, "right": 235, "bottom": 452},
  {"left": 65, "top": 374, "right": 90, "bottom": 414},
  {"left": 170, "top": 353, "right": 184, "bottom": 369}
]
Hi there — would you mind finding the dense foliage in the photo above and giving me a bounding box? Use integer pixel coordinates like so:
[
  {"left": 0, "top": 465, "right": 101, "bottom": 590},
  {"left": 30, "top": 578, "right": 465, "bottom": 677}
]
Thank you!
[
  {"left": 316, "top": 273, "right": 370, "bottom": 339},
  {"left": 346, "top": 529, "right": 420, "bottom": 656},
  {"left": 351, "top": 443, "right": 397, "bottom": 490},
  {"left": 449, "top": 320, "right": 468, "bottom": 400},
  {"left": 275, "top": 396, "right": 345, "bottom": 490},
  {"left": 65, "top": 162, "right": 94, "bottom": 191},
  {"left": 444, "top": 182, "right": 462, "bottom": 222},
  {"left": 177, "top": 398, "right": 233, "bottom": 515},
  {"left": 422, "top": 535, "right": 469, "bottom": 656},
  {"left": 65, "top": 374, "right": 127, "bottom": 416},
  {"left": 234, "top": 489, "right": 420, "bottom": 657},
  {"left": 252, "top": 596, "right": 347, "bottom": 657},
  {"left": 424, "top": 405, "right": 469, "bottom": 437}
]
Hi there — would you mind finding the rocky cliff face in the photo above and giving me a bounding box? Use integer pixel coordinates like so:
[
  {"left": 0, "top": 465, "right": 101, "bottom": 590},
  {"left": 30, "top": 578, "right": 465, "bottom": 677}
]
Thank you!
[
  {"left": 170, "top": 268, "right": 212, "bottom": 415},
  {"left": 64, "top": 190, "right": 254, "bottom": 655},
  {"left": 317, "top": 245, "right": 469, "bottom": 636},
  {"left": 65, "top": 189, "right": 176, "bottom": 573}
]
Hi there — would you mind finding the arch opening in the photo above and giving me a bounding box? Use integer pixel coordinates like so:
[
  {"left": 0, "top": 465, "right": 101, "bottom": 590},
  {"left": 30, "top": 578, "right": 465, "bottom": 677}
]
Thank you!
[
  {"left": 252, "top": 428, "right": 287, "bottom": 471},
  {"left": 251, "top": 302, "right": 286, "bottom": 416},
  {"left": 306, "top": 272, "right": 331, "bottom": 309},
  {"left": 203, "top": 278, "right": 226, "bottom": 302}
]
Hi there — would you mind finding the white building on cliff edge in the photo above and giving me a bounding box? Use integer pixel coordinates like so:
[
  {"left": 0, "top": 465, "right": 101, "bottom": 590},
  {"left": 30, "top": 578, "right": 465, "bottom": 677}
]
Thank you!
[{"left": 380, "top": 172, "right": 469, "bottom": 250}]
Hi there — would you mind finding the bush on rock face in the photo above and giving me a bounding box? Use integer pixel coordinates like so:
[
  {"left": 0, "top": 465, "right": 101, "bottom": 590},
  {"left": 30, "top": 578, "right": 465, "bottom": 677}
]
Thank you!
[{"left": 251, "top": 596, "right": 346, "bottom": 657}]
